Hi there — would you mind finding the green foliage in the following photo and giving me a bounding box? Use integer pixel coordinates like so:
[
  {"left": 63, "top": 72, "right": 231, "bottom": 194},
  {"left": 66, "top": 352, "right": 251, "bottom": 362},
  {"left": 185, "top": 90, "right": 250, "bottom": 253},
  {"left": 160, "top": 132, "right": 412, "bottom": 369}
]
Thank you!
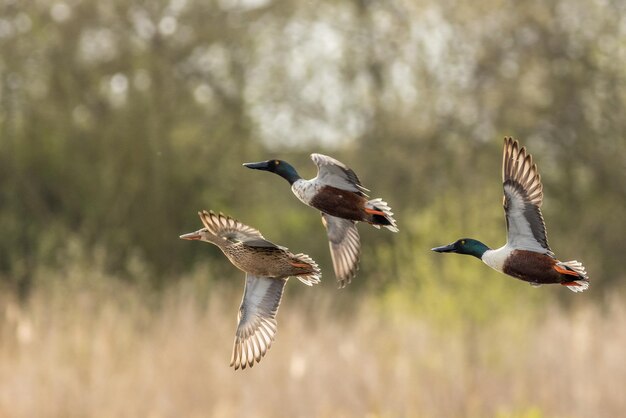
[{"left": 0, "top": 0, "right": 624, "bottom": 295}]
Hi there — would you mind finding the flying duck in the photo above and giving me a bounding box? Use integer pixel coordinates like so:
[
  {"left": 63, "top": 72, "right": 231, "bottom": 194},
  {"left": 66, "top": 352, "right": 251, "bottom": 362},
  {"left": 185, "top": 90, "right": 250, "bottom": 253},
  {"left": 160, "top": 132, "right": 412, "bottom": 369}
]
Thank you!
[
  {"left": 244, "top": 154, "right": 398, "bottom": 288},
  {"left": 180, "top": 210, "right": 321, "bottom": 370},
  {"left": 432, "top": 137, "right": 589, "bottom": 292}
]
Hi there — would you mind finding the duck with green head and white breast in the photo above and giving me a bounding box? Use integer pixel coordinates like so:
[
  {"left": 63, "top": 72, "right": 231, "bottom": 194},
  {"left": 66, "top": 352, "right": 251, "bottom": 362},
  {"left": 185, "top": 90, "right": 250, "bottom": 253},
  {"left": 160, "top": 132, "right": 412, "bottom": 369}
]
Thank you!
[
  {"left": 432, "top": 137, "right": 589, "bottom": 292},
  {"left": 244, "top": 154, "right": 398, "bottom": 288}
]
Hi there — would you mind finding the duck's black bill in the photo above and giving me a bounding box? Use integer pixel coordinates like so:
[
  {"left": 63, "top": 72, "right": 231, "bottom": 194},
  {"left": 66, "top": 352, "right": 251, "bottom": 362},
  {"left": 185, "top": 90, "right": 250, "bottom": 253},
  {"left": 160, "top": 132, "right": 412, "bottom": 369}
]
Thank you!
[
  {"left": 431, "top": 243, "right": 455, "bottom": 253},
  {"left": 243, "top": 161, "right": 271, "bottom": 170}
]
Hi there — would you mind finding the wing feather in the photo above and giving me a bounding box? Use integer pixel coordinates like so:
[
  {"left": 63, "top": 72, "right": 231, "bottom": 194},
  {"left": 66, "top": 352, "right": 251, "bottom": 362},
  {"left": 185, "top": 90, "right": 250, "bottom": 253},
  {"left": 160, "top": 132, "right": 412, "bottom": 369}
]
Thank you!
[
  {"left": 502, "top": 138, "right": 552, "bottom": 254},
  {"left": 231, "top": 274, "right": 287, "bottom": 370},
  {"left": 311, "top": 153, "right": 369, "bottom": 196},
  {"left": 321, "top": 213, "right": 361, "bottom": 288},
  {"left": 199, "top": 210, "right": 269, "bottom": 244}
]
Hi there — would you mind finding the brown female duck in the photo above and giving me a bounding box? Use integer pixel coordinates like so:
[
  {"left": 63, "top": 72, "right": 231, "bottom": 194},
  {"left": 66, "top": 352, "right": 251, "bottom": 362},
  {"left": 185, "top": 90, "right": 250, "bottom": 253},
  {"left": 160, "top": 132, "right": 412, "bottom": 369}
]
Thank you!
[{"left": 180, "top": 210, "right": 321, "bottom": 370}]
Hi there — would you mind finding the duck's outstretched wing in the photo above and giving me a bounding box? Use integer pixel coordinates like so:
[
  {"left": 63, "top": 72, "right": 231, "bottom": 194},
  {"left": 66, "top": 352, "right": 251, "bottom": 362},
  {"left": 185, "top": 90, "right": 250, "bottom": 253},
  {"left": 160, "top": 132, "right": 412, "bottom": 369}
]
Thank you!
[
  {"left": 198, "top": 210, "right": 274, "bottom": 245},
  {"left": 311, "top": 153, "right": 369, "bottom": 196},
  {"left": 231, "top": 274, "right": 287, "bottom": 370},
  {"left": 321, "top": 213, "right": 361, "bottom": 288},
  {"left": 502, "top": 137, "right": 552, "bottom": 255}
]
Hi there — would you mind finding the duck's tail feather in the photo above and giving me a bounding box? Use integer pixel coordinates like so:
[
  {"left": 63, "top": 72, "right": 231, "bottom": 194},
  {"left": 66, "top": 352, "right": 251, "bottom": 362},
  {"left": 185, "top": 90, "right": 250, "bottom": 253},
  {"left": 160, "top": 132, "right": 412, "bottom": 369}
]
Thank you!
[
  {"left": 561, "top": 280, "right": 590, "bottom": 293},
  {"left": 364, "top": 198, "right": 398, "bottom": 232},
  {"left": 291, "top": 253, "right": 321, "bottom": 286},
  {"left": 556, "top": 260, "right": 589, "bottom": 293}
]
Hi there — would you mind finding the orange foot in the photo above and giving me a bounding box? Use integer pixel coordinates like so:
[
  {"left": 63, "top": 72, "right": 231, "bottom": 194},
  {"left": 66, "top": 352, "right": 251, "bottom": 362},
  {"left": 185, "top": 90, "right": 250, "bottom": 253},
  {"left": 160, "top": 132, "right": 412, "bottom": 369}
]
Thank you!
[
  {"left": 364, "top": 208, "right": 386, "bottom": 216},
  {"left": 554, "top": 264, "right": 580, "bottom": 277}
]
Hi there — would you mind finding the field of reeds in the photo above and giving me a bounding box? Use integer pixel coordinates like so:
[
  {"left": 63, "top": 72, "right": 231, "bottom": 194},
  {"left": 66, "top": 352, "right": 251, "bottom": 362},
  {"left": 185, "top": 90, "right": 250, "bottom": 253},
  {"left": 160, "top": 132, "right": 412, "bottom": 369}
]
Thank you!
[{"left": 0, "top": 263, "right": 623, "bottom": 418}]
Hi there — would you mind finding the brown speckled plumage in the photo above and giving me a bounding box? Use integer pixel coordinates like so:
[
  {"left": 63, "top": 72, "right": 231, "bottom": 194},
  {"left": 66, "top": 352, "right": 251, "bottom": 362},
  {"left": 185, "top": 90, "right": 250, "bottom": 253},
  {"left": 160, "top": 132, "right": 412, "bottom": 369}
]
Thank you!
[
  {"left": 198, "top": 210, "right": 319, "bottom": 280},
  {"left": 181, "top": 210, "right": 321, "bottom": 370}
]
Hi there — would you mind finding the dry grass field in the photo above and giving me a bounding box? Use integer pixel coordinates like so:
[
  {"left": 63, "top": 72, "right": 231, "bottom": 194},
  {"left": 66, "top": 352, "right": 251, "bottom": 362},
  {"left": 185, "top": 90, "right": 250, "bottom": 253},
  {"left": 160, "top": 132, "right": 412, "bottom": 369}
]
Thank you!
[{"left": 0, "top": 266, "right": 623, "bottom": 418}]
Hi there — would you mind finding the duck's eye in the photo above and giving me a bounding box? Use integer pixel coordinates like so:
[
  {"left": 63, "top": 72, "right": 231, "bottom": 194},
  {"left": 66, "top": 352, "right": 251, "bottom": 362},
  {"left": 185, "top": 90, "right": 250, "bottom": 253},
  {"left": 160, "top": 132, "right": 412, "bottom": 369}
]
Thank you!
[
  {"left": 275, "top": 160, "right": 280, "bottom": 165},
  {"left": 461, "top": 240, "right": 466, "bottom": 245}
]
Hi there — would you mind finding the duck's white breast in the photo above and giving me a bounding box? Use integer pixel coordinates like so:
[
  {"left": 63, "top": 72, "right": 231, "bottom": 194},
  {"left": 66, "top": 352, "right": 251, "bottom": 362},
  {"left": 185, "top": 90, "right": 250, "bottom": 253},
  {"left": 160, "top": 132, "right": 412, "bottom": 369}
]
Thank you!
[
  {"left": 481, "top": 245, "right": 513, "bottom": 273},
  {"left": 291, "top": 179, "right": 321, "bottom": 206}
]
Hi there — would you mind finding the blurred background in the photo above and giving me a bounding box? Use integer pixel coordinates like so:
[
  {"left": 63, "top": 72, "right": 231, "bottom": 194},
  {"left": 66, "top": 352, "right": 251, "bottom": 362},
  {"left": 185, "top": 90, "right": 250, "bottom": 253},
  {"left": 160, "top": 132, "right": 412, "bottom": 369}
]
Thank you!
[{"left": 0, "top": 0, "right": 625, "bottom": 416}]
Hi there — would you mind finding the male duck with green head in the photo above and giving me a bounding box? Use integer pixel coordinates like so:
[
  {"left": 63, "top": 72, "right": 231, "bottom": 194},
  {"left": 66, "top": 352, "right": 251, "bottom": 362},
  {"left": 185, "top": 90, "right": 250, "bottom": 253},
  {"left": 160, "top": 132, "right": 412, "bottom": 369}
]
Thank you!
[
  {"left": 432, "top": 137, "right": 589, "bottom": 292},
  {"left": 243, "top": 154, "right": 398, "bottom": 288}
]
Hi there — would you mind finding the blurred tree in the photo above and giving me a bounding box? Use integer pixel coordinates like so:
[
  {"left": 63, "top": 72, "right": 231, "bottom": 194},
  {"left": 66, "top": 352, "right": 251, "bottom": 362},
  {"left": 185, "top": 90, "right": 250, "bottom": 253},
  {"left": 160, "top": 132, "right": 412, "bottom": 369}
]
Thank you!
[{"left": 0, "top": 0, "right": 623, "bottom": 295}]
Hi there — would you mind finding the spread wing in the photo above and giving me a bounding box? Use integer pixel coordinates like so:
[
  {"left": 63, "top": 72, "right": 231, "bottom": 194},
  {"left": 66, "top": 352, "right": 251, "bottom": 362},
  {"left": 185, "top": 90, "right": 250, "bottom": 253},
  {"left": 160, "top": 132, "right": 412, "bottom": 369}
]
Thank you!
[
  {"left": 321, "top": 213, "right": 361, "bottom": 288},
  {"left": 311, "top": 153, "right": 369, "bottom": 196},
  {"left": 199, "top": 210, "right": 268, "bottom": 243},
  {"left": 231, "top": 274, "right": 287, "bottom": 370},
  {"left": 502, "top": 138, "right": 552, "bottom": 255}
]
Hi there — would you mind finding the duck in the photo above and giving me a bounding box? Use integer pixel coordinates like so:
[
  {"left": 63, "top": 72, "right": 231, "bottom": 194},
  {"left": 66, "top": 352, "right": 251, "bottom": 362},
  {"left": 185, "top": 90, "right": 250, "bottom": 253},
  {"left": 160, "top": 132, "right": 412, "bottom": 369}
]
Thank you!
[
  {"left": 243, "top": 153, "right": 398, "bottom": 288},
  {"left": 431, "top": 137, "right": 589, "bottom": 292},
  {"left": 180, "top": 210, "right": 321, "bottom": 370}
]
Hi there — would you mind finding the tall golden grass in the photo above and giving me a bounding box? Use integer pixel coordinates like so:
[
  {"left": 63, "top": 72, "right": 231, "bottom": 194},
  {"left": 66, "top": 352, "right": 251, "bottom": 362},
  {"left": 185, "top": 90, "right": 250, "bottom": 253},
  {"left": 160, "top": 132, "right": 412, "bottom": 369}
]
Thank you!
[{"left": 0, "top": 267, "right": 623, "bottom": 418}]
